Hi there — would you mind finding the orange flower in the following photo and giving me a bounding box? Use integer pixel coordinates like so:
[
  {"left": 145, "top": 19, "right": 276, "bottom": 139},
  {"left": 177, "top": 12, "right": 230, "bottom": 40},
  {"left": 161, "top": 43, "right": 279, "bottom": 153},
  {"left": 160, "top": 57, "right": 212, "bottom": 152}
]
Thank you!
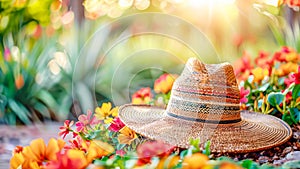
[
  {"left": 15, "top": 74, "right": 24, "bottom": 89},
  {"left": 86, "top": 140, "right": 114, "bottom": 163},
  {"left": 182, "top": 153, "right": 209, "bottom": 169},
  {"left": 251, "top": 67, "right": 269, "bottom": 83},
  {"left": 156, "top": 156, "right": 180, "bottom": 169},
  {"left": 45, "top": 149, "right": 88, "bottom": 169},
  {"left": 22, "top": 138, "right": 65, "bottom": 167},
  {"left": 132, "top": 87, "right": 152, "bottom": 104},
  {"left": 117, "top": 126, "right": 137, "bottom": 145},
  {"left": 286, "top": 51, "right": 300, "bottom": 63},
  {"left": 154, "top": 74, "right": 177, "bottom": 94},
  {"left": 10, "top": 152, "right": 25, "bottom": 169},
  {"left": 275, "top": 62, "right": 298, "bottom": 77},
  {"left": 219, "top": 162, "right": 243, "bottom": 169},
  {"left": 272, "top": 46, "right": 300, "bottom": 63}
]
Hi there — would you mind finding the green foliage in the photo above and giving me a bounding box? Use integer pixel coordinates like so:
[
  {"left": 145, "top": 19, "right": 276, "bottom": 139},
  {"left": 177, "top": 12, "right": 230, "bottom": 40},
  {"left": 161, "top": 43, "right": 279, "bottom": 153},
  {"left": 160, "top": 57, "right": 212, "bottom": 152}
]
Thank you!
[
  {"left": 0, "top": 0, "right": 54, "bottom": 49},
  {"left": 267, "top": 92, "right": 284, "bottom": 107},
  {"left": 0, "top": 38, "right": 72, "bottom": 124}
]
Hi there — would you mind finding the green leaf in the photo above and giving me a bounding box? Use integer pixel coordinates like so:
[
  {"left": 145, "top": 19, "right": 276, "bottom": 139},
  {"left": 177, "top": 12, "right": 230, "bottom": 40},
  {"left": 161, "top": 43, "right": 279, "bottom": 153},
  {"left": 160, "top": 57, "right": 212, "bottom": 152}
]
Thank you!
[
  {"left": 5, "top": 111, "right": 16, "bottom": 125},
  {"left": 203, "top": 140, "right": 211, "bottom": 156},
  {"left": 180, "top": 150, "right": 189, "bottom": 159},
  {"left": 267, "top": 92, "right": 284, "bottom": 107},
  {"left": 35, "top": 90, "right": 59, "bottom": 112},
  {"left": 0, "top": 94, "right": 7, "bottom": 115},
  {"left": 282, "top": 113, "right": 294, "bottom": 126},
  {"left": 33, "top": 102, "right": 51, "bottom": 118},
  {"left": 290, "top": 108, "right": 300, "bottom": 124},
  {"left": 292, "top": 84, "right": 300, "bottom": 100},
  {"left": 8, "top": 99, "right": 31, "bottom": 124},
  {"left": 240, "top": 159, "right": 259, "bottom": 169}
]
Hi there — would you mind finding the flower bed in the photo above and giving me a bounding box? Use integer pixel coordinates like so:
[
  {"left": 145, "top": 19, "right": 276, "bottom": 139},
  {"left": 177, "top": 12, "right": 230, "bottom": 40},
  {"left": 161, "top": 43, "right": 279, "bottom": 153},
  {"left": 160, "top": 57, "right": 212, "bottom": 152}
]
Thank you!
[{"left": 10, "top": 47, "right": 300, "bottom": 169}]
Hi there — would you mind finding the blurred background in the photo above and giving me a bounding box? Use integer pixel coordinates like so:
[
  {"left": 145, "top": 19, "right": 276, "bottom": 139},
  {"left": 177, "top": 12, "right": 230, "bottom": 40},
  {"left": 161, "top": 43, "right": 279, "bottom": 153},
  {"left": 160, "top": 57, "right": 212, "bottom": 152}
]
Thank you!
[{"left": 0, "top": 0, "right": 299, "bottom": 124}]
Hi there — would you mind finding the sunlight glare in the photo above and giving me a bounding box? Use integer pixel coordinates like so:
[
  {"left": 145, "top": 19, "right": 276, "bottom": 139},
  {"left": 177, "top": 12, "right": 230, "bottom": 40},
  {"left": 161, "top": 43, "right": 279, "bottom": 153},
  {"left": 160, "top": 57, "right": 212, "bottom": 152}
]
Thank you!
[{"left": 187, "top": 0, "right": 236, "bottom": 8}]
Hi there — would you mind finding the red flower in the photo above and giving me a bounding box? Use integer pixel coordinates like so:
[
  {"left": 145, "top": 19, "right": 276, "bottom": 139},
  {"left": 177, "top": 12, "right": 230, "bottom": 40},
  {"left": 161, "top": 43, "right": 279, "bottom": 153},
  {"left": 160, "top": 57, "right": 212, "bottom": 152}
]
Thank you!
[
  {"left": 273, "top": 47, "right": 289, "bottom": 62},
  {"left": 255, "top": 51, "right": 273, "bottom": 73},
  {"left": 59, "top": 120, "right": 74, "bottom": 139},
  {"left": 136, "top": 141, "right": 174, "bottom": 166},
  {"left": 285, "top": 0, "right": 300, "bottom": 7},
  {"left": 108, "top": 117, "right": 125, "bottom": 132},
  {"left": 65, "top": 136, "right": 89, "bottom": 153},
  {"left": 234, "top": 52, "right": 253, "bottom": 76},
  {"left": 272, "top": 46, "right": 299, "bottom": 63},
  {"left": 292, "top": 66, "right": 300, "bottom": 84},
  {"left": 240, "top": 87, "right": 250, "bottom": 104},
  {"left": 286, "top": 91, "right": 293, "bottom": 104},
  {"left": 132, "top": 87, "right": 152, "bottom": 104}
]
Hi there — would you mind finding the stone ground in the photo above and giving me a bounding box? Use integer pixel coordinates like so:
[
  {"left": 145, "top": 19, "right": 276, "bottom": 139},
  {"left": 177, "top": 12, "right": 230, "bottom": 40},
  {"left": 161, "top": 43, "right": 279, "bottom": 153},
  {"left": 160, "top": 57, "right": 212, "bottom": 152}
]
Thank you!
[
  {"left": 1, "top": 123, "right": 299, "bottom": 168},
  {"left": 0, "top": 123, "right": 61, "bottom": 169}
]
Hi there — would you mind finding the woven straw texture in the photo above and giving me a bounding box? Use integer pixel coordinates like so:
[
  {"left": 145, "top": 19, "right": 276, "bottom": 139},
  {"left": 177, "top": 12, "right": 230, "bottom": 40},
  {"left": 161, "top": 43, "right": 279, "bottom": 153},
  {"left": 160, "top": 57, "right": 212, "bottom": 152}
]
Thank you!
[
  {"left": 119, "top": 58, "right": 292, "bottom": 153},
  {"left": 119, "top": 105, "right": 292, "bottom": 153}
]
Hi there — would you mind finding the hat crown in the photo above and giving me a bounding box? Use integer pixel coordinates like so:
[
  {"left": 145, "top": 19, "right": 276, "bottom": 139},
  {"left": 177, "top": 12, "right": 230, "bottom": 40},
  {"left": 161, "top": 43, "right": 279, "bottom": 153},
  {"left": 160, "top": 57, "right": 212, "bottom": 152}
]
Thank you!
[{"left": 166, "top": 58, "right": 241, "bottom": 124}]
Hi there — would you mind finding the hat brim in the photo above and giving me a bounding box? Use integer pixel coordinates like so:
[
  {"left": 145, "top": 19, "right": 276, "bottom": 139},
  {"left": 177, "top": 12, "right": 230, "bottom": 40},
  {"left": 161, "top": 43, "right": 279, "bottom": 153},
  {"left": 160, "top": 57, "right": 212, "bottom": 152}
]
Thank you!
[{"left": 118, "top": 104, "right": 292, "bottom": 153}]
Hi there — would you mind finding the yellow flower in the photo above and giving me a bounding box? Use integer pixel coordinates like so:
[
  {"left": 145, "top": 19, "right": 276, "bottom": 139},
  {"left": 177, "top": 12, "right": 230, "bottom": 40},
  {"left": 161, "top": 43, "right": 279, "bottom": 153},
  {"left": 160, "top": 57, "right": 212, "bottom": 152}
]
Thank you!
[
  {"left": 251, "top": 67, "right": 269, "bottom": 83},
  {"left": 86, "top": 140, "right": 114, "bottom": 163},
  {"left": 95, "top": 102, "right": 118, "bottom": 124},
  {"left": 154, "top": 74, "right": 177, "bottom": 94},
  {"left": 118, "top": 126, "right": 138, "bottom": 145},
  {"left": 182, "top": 153, "right": 209, "bottom": 169}
]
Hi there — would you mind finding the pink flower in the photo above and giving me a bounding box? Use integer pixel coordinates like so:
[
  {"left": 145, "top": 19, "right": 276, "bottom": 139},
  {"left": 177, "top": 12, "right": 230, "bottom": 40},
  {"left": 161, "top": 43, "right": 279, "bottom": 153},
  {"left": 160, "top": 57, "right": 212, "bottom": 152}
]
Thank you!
[
  {"left": 75, "top": 110, "right": 100, "bottom": 132},
  {"left": 240, "top": 87, "right": 250, "bottom": 104},
  {"left": 284, "top": 74, "right": 295, "bottom": 87},
  {"left": 75, "top": 122, "right": 85, "bottom": 132},
  {"left": 136, "top": 140, "right": 174, "bottom": 166},
  {"left": 59, "top": 120, "right": 74, "bottom": 139},
  {"left": 116, "top": 150, "right": 126, "bottom": 157},
  {"left": 108, "top": 117, "right": 125, "bottom": 132},
  {"left": 4, "top": 47, "right": 11, "bottom": 61},
  {"left": 291, "top": 66, "right": 300, "bottom": 85}
]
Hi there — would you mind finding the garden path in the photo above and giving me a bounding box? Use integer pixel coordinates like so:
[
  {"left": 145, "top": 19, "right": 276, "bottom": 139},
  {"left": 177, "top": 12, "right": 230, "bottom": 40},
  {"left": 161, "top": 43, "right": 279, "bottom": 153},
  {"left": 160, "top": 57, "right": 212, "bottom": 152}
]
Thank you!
[{"left": 0, "top": 123, "right": 61, "bottom": 169}]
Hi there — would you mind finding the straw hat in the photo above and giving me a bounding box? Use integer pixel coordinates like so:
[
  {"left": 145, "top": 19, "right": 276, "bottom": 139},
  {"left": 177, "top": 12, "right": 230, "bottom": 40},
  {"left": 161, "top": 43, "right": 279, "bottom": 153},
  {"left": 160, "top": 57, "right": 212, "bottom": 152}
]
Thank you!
[{"left": 119, "top": 58, "right": 292, "bottom": 153}]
